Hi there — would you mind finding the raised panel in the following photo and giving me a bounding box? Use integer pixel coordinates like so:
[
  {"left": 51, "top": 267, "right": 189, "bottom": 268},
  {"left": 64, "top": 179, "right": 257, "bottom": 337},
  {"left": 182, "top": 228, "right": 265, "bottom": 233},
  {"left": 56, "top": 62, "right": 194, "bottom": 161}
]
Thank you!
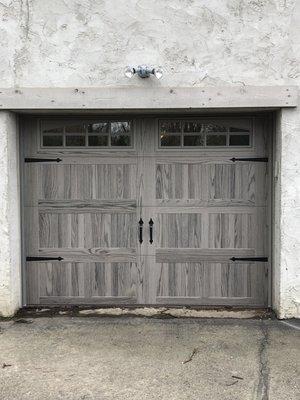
[
  {"left": 208, "top": 213, "right": 251, "bottom": 249},
  {"left": 25, "top": 163, "right": 137, "bottom": 205},
  {"left": 157, "top": 213, "right": 202, "bottom": 248},
  {"left": 27, "top": 261, "right": 138, "bottom": 304},
  {"left": 156, "top": 162, "right": 267, "bottom": 206},
  {"left": 156, "top": 164, "right": 184, "bottom": 200},
  {"left": 39, "top": 212, "right": 136, "bottom": 249},
  {"left": 155, "top": 262, "right": 267, "bottom": 306},
  {"left": 156, "top": 211, "right": 263, "bottom": 250}
]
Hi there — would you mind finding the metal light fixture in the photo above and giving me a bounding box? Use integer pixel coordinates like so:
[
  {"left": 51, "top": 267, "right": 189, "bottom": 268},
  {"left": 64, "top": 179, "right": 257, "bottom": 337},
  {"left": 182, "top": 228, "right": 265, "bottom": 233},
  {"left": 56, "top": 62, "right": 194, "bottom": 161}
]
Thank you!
[{"left": 124, "top": 65, "right": 163, "bottom": 79}]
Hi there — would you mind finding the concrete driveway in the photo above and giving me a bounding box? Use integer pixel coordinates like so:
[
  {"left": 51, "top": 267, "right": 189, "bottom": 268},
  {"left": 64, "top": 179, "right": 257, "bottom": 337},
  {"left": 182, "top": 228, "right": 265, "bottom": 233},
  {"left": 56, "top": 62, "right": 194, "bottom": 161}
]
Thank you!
[{"left": 0, "top": 316, "right": 299, "bottom": 400}]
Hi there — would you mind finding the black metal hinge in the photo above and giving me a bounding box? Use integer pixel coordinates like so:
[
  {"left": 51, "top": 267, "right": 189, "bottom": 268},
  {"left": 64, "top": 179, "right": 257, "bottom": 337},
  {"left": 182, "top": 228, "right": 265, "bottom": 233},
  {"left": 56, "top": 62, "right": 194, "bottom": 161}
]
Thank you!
[
  {"left": 25, "top": 158, "right": 62, "bottom": 163},
  {"left": 230, "top": 257, "right": 268, "bottom": 262},
  {"left": 230, "top": 157, "right": 268, "bottom": 162},
  {"left": 26, "top": 256, "right": 64, "bottom": 261}
]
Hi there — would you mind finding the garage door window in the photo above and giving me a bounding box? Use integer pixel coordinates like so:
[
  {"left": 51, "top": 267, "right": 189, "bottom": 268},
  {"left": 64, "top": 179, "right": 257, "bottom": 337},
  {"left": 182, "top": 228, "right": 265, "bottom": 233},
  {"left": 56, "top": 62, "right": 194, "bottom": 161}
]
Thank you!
[
  {"left": 41, "top": 120, "right": 132, "bottom": 148},
  {"left": 159, "top": 119, "right": 251, "bottom": 148}
]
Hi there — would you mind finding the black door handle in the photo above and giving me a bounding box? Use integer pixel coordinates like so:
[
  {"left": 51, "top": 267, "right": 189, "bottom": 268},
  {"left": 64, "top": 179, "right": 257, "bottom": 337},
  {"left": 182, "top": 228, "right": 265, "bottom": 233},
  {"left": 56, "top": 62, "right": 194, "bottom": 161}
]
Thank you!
[
  {"left": 138, "top": 219, "right": 144, "bottom": 243},
  {"left": 149, "top": 218, "right": 154, "bottom": 244}
]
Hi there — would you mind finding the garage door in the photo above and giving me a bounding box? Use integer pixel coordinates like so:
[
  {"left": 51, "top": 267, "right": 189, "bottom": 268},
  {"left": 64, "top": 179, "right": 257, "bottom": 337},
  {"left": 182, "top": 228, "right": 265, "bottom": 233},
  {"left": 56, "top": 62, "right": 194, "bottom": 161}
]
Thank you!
[{"left": 22, "top": 116, "right": 270, "bottom": 307}]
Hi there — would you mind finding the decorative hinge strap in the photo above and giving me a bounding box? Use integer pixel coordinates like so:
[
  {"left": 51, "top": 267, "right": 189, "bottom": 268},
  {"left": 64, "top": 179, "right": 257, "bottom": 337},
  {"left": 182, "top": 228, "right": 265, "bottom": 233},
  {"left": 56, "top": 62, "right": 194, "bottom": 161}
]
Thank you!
[
  {"left": 230, "top": 257, "right": 268, "bottom": 262},
  {"left": 230, "top": 157, "right": 268, "bottom": 162},
  {"left": 26, "top": 256, "right": 64, "bottom": 261},
  {"left": 25, "top": 158, "right": 62, "bottom": 163}
]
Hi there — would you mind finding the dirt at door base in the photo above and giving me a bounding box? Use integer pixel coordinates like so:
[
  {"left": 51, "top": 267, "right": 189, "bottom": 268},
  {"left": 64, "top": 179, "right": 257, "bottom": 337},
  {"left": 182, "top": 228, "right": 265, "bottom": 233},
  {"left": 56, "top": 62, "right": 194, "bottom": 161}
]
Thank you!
[{"left": 16, "top": 306, "right": 272, "bottom": 320}]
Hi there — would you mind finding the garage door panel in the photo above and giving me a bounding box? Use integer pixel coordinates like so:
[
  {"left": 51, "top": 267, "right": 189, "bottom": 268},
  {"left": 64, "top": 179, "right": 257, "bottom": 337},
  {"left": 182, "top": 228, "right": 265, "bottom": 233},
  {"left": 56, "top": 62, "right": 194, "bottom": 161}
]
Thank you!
[
  {"left": 37, "top": 248, "right": 136, "bottom": 263},
  {"left": 24, "top": 164, "right": 40, "bottom": 206},
  {"left": 156, "top": 249, "right": 256, "bottom": 263},
  {"left": 26, "top": 261, "right": 139, "bottom": 305},
  {"left": 144, "top": 116, "right": 270, "bottom": 307},
  {"left": 24, "top": 163, "right": 137, "bottom": 206},
  {"left": 155, "top": 262, "right": 267, "bottom": 306},
  {"left": 156, "top": 213, "right": 202, "bottom": 248},
  {"left": 24, "top": 207, "right": 39, "bottom": 254},
  {"left": 155, "top": 297, "right": 265, "bottom": 307},
  {"left": 38, "top": 211, "right": 136, "bottom": 249},
  {"left": 38, "top": 199, "right": 137, "bottom": 213},
  {"left": 208, "top": 212, "right": 257, "bottom": 249},
  {"left": 155, "top": 210, "right": 266, "bottom": 251},
  {"left": 156, "top": 162, "right": 267, "bottom": 206}
]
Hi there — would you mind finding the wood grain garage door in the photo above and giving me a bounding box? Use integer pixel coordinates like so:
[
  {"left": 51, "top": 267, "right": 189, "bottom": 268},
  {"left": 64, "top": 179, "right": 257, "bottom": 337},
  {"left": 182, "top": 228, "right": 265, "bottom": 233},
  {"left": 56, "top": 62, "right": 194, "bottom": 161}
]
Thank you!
[
  {"left": 22, "top": 116, "right": 270, "bottom": 307},
  {"left": 138, "top": 116, "right": 270, "bottom": 307},
  {"left": 23, "top": 118, "right": 143, "bottom": 305}
]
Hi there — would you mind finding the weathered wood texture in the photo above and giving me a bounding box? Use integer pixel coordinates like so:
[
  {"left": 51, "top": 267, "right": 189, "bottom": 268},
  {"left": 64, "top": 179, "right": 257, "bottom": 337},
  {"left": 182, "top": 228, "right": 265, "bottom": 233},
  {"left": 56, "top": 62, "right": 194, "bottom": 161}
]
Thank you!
[
  {"left": 24, "top": 164, "right": 137, "bottom": 206},
  {"left": 26, "top": 262, "right": 138, "bottom": 305},
  {"left": 155, "top": 261, "right": 267, "bottom": 305},
  {"left": 1, "top": 86, "right": 297, "bottom": 109},
  {"left": 156, "top": 163, "right": 267, "bottom": 206}
]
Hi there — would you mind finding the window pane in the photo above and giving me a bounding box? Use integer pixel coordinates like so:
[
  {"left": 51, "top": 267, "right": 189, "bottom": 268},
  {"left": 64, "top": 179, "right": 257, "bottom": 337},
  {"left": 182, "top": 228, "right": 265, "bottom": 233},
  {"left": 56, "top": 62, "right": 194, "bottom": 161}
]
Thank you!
[
  {"left": 161, "top": 135, "right": 181, "bottom": 147},
  {"left": 229, "top": 135, "right": 250, "bottom": 146},
  {"left": 183, "top": 122, "right": 203, "bottom": 133},
  {"left": 203, "top": 123, "right": 227, "bottom": 133},
  {"left": 184, "top": 135, "right": 204, "bottom": 146},
  {"left": 88, "top": 122, "right": 109, "bottom": 134},
  {"left": 111, "top": 122, "right": 131, "bottom": 146},
  {"left": 65, "top": 124, "right": 85, "bottom": 134},
  {"left": 42, "top": 124, "right": 63, "bottom": 134},
  {"left": 111, "top": 121, "right": 131, "bottom": 134},
  {"left": 66, "top": 135, "right": 85, "bottom": 146},
  {"left": 160, "top": 121, "right": 181, "bottom": 134},
  {"left": 88, "top": 135, "right": 108, "bottom": 146},
  {"left": 111, "top": 135, "right": 130, "bottom": 146},
  {"left": 43, "top": 135, "right": 63, "bottom": 146},
  {"left": 229, "top": 126, "right": 250, "bottom": 133},
  {"left": 206, "top": 134, "right": 227, "bottom": 146}
]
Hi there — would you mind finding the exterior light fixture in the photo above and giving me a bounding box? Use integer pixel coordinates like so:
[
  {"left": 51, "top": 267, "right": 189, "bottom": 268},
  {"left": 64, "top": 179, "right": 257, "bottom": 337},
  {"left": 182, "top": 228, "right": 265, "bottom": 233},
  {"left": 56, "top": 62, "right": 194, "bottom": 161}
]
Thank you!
[{"left": 124, "top": 65, "right": 163, "bottom": 79}]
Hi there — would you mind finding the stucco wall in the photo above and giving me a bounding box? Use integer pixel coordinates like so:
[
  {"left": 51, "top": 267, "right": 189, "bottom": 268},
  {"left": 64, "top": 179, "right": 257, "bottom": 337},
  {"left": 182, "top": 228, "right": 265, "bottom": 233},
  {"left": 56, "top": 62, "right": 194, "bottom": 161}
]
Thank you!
[
  {"left": 273, "top": 109, "right": 300, "bottom": 318},
  {"left": 0, "top": 111, "right": 21, "bottom": 317},
  {"left": 0, "top": 0, "right": 300, "bottom": 88},
  {"left": 0, "top": 0, "right": 299, "bottom": 317}
]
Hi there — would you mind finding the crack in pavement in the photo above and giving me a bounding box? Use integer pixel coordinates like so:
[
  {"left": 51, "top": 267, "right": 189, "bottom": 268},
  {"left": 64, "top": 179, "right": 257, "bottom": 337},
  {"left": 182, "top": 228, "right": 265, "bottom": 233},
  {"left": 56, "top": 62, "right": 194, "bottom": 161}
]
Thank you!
[{"left": 256, "top": 320, "right": 270, "bottom": 400}]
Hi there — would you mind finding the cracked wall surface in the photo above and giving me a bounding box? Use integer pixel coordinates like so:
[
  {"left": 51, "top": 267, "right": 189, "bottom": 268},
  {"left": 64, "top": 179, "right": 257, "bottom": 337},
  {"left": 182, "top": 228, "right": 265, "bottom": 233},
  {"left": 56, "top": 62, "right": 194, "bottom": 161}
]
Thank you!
[{"left": 0, "top": 0, "right": 299, "bottom": 317}]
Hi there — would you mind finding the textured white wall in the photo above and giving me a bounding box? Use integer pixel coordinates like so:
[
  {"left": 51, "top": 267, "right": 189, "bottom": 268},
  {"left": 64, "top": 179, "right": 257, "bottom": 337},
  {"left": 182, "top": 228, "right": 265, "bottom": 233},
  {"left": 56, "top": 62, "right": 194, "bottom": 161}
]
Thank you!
[
  {"left": 0, "top": 0, "right": 299, "bottom": 88},
  {"left": 0, "top": 0, "right": 299, "bottom": 317},
  {"left": 273, "top": 109, "right": 300, "bottom": 319},
  {"left": 0, "top": 111, "right": 21, "bottom": 317}
]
